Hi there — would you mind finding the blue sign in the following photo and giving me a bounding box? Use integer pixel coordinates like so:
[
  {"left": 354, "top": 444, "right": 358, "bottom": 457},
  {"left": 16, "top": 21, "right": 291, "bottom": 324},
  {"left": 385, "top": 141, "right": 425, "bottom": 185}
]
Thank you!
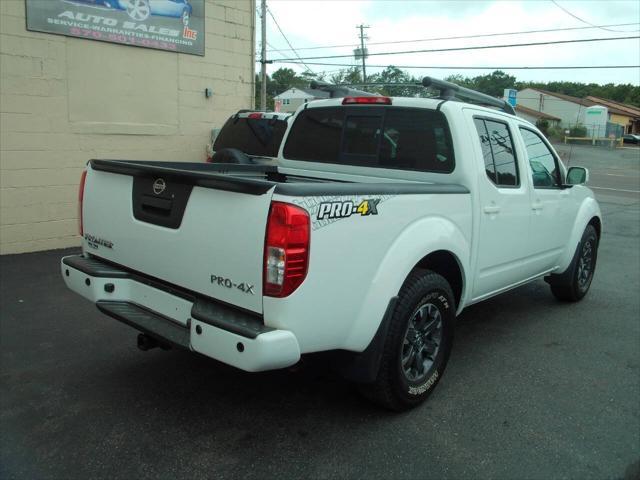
[{"left": 504, "top": 89, "right": 517, "bottom": 107}]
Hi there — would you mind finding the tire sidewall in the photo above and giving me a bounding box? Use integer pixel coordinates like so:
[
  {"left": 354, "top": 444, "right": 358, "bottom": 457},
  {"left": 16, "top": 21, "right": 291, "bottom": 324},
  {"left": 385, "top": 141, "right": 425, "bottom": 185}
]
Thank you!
[
  {"left": 391, "top": 277, "right": 455, "bottom": 406},
  {"left": 574, "top": 225, "right": 598, "bottom": 298}
]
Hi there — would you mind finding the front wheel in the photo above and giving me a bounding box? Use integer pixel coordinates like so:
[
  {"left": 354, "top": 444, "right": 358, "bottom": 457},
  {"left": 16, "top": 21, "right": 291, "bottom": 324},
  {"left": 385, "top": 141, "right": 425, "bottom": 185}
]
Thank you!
[
  {"left": 550, "top": 224, "right": 598, "bottom": 302},
  {"left": 358, "top": 270, "right": 455, "bottom": 411}
]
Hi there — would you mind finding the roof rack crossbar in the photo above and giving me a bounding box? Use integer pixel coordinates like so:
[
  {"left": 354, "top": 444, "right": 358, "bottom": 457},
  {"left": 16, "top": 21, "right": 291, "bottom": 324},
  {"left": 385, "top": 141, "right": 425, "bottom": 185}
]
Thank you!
[
  {"left": 309, "top": 80, "right": 377, "bottom": 98},
  {"left": 422, "top": 76, "right": 515, "bottom": 115}
]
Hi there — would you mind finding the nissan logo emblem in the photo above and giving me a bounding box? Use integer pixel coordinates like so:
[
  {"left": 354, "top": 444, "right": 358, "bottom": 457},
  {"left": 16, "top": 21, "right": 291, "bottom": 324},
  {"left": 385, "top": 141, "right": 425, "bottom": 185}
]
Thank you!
[{"left": 153, "top": 178, "right": 166, "bottom": 195}]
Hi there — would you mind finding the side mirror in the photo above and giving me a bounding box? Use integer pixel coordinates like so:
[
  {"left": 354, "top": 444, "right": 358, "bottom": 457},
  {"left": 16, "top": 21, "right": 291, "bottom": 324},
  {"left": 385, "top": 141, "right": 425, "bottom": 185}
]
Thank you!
[{"left": 567, "top": 166, "right": 589, "bottom": 185}]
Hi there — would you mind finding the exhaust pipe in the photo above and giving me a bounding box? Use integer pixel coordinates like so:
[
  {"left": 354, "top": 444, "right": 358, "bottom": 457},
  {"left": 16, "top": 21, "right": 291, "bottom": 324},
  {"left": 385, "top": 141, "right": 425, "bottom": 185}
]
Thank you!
[{"left": 137, "top": 333, "right": 158, "bottom": 351}]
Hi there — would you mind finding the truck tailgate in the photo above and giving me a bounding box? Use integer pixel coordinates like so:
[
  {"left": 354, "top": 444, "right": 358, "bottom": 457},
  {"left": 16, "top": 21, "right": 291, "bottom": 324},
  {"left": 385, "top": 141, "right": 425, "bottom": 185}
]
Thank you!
[{"left": 82, "top": 161, "right": 276, "bottom": 314}]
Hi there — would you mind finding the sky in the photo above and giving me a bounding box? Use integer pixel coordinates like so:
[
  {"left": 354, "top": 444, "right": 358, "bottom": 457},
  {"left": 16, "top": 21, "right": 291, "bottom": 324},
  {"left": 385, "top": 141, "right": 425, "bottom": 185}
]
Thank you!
[{"left": 259, "top": 0, "right": 640, "bottom": 85}]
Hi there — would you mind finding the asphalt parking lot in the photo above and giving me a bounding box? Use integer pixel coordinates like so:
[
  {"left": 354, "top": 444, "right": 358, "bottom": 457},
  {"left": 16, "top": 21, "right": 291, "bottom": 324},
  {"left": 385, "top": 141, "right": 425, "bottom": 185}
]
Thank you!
[{"left": 1, "top": 144, "right": 639, "bottom": 480}]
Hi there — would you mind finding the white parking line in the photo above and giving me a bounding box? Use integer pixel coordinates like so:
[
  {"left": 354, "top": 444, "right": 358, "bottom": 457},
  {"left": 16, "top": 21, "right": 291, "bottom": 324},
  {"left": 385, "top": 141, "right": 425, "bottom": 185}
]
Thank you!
[
  {"left": 590, "top": 186, "right": 640, "bottom": 194},
  {"left": 590, "top": 173, "right": 633, "bottom": 178}
]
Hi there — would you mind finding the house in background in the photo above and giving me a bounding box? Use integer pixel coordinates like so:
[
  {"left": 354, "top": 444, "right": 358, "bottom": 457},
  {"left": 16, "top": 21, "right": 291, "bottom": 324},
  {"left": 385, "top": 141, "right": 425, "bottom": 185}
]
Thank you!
[
  {"left": 585, "top": 96, "right": 640, "bottom": 134},
  {"left": 515, "top": 105, "right": 561, "bottom": 128},
  {"left": 517, "top": 88, "right": 638, "bottom": 135},
  {"left": 517, "top": 88, "right": 593, "bottom": 128},
  {"left": 274, "top": 87, "right": 330, "bottom": 113}
]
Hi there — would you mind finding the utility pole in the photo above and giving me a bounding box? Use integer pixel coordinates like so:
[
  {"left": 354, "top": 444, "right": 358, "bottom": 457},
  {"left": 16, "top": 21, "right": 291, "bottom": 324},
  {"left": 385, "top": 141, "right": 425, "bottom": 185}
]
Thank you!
[
  {"left": 356, "top": 24, "right": 369, "bottom": 83},
  {"left": 260, "top": 0, "right": 267, "bottom": 111}
]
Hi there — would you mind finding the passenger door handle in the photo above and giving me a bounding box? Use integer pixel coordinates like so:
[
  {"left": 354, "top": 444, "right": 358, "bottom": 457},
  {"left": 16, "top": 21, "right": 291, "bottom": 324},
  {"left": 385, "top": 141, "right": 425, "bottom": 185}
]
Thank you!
[
  {"left": 532, "top": 201, "right": 543, "bottom": 212},
  {"left": 483, "top": 205, "right": 501, "bottom": 214}
]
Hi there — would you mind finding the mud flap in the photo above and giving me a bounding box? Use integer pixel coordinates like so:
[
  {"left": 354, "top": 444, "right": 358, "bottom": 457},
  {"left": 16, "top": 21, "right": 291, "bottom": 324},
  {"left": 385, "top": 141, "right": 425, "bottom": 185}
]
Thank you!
[
  {"left": 333, "top": 296, "right": 399, "bottom": 383},
  {"left": 545, "top": 241, "right": 580, "bottom": 287}
]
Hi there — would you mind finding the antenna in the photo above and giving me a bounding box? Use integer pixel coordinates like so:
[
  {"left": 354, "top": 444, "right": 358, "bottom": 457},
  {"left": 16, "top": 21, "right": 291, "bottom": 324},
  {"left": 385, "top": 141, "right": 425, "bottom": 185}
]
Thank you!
[{"left": 422, "top": 77, "right": 516, "bottom": 115}]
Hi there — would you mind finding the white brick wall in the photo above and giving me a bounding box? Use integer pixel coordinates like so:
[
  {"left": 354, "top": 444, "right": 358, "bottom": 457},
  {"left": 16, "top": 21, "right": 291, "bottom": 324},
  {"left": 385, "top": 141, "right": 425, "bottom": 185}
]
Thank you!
[{"left": 0, "top": 0, "right": 256, "bottom": 254}]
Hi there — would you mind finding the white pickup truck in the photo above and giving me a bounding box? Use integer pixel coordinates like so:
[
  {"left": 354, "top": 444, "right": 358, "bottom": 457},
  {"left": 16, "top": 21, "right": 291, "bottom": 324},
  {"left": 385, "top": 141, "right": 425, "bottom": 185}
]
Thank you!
[{"left": 61, "top": 78, "right": 601, "bottom": 410}]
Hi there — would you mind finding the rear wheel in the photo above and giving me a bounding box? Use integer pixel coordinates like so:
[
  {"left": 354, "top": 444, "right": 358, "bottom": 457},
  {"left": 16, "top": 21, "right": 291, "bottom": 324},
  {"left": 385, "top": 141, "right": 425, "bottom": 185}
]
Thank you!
[
  {"left": 550, "top": 224, "right": 598, "bottom": 302},
  {"left": 359, "top": 270, "right": 455, "bottom": 411}
]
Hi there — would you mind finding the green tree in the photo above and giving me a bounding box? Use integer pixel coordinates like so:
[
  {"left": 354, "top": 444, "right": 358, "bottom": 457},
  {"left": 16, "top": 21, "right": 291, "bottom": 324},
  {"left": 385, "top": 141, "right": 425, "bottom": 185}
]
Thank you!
[
  {"left": 443, "top": 74, "right": 475, "bottom": 90},
  {"left": 536, "top": 119, "right": 550, "bottom": 136},
  {"left": 369, "top": 66, "right": 420, "bottom": 97},
  {"left": 271, "top": 67, "right": 306, "bottom": 95},
  {"left": 299, "top": 70, "right": 325, "bottom": 83},
  {"left": 254, "top": 73, "right": 274, "bottom": 110},
  {"left": 329, "top": 67, "right": 363, "bottom": 85},
  {"left": 515, "top": 79, "right": 640, "bottom": 107},
  {"left": 470, "top": 70, "right": 517, "bottom": 97},
  {"left": 255, "top": 67, "right": 321, "bottom": 111},
  {"left": 257, "top": 66, "right": 640, "bottom": 110}
]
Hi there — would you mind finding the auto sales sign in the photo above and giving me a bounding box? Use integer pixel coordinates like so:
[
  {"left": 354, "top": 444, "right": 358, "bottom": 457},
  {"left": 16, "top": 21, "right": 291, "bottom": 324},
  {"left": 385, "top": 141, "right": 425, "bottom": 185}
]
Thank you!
[{"left": 26, "top": 0, "right": 205, "bottom": 56}]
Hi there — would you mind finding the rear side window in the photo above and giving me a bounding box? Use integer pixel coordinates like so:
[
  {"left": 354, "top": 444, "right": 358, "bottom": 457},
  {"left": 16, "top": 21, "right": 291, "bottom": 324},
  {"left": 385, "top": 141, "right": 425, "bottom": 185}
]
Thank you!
[
  {"left": 283, "top": 107, "right": 454, "bottom": 173},
  {"left": 213, "top": 116, "right": 288, "bottom": 158},
  {"left": 473, "top": 118, "right": 519, "bottom": 187}
]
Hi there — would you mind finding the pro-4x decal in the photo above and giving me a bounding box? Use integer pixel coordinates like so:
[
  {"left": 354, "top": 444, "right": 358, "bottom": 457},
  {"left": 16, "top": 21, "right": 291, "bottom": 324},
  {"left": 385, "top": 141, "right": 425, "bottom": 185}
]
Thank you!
[
  {"left": 290, "top": 195, "right": 395, "bottom": 231},
  {"left": 317, "top": 199, "right": 380, "bottom": 220}
]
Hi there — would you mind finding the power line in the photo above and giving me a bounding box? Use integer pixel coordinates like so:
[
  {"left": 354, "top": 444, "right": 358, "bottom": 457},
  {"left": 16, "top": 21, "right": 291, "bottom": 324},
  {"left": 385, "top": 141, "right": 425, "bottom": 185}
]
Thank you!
[
  {"left": 266, "top": 42, "right": 347, "bottom": 73},
  {"left": 265, "top": 23, "right": 640, "bottom": 53},
  {"left": 265, "top": 6, "right": 314, "bottom": 74},
  {"left": 550, "top": 1, "right": 637, "bottom": 33},
  {"left": 269, "top": 35, "right": 640, "bottom": 62},
  {"left": 266, "top": 41, "right": 290, "bottom": 58},
  {"left": 266, "top": 61, "right": 640, "bottom": 71}
]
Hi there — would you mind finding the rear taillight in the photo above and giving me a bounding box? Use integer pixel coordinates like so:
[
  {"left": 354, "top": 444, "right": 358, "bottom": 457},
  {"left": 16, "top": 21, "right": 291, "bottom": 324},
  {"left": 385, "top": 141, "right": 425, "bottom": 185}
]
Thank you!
[
  {"left": 78, "top": 170, "right": 87, "bottom": 236},
  {"left": 264, "top": 202, "right": 310, "bottom": 297}
]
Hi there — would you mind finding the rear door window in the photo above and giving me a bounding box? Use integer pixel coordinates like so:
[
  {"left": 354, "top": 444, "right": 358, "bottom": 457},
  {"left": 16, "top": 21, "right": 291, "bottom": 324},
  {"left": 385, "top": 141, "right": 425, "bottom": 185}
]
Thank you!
[
  {"left": 474, "top": 118, "right": 497, "bottom": 183},
  {"left": 473, "top": 117, "right": 519, "bottom": 187},
  {"left": 283, "top": 107, "right": 454, "bottom": 173}
]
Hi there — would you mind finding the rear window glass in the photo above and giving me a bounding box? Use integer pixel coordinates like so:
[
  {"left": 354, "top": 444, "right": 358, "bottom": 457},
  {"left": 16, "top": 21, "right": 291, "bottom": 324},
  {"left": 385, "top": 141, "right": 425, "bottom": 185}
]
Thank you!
[
  {"left": 213, "top": 116, "right": 288, "bottom": 158},
  {"left": 283, "top": 107, "right": 455, "bottom": 173}
]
